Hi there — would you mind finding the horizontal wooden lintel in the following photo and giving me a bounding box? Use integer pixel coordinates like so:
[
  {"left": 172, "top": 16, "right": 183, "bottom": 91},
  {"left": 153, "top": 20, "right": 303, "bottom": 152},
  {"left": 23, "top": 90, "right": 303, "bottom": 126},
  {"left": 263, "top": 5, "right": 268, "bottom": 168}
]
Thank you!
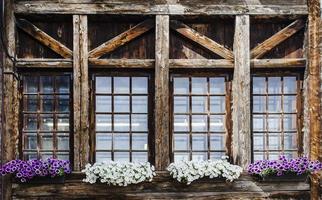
[{"left": 16, "top": 58, "right": 72, "bottom": 68}]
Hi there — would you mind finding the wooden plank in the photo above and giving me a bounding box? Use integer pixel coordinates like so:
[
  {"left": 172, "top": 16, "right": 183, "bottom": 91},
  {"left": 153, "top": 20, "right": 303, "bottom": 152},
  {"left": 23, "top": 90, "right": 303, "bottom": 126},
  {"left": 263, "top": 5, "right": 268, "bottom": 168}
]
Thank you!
[
  {"left": 169, "top": 59, "right": 234, "bottom": 68},
  {"left": 73, "top": 15, "right": 89, "bottom": 171},
  {"left": 251, "top": 58, "right": 306, "bottom": 68},
  {"left": 307, "top": 0, "right": 321, "bottom": 200},
  {"left": 89, "top": 58, "right": 154, "bottom": 68},
  {"left": 232, "top": 15, "right": 251, "bottom": 169},
  {"left": 88, "top": 19, "right": 154, "bottom": 59},
  {"left": 155, "top": 15, "right": 170, "bottom": 171},
  {"left": 14, "top": 2, "right": 308, "bottom": 15},
  {"left": 16, "top": 19, "right": 73, "bottom": 59},
  {"left": 16, "top": 58, "right": 72, "bottom": 68},
  {"left": 170, "top": 20, "right": 234, "bottom": 60},
  {"left": 250, "top": 19, "right": 305, "bottom": 59},
  {"left": 2, "top": 1, "right": 18, "bottom": 200}
]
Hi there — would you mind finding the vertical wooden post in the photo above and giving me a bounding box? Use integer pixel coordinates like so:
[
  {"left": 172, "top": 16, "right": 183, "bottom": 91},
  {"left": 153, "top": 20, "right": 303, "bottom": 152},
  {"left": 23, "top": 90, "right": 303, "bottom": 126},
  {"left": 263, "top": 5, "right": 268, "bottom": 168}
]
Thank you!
[
  {"left": 307, "top": 0, "right": 321, "bottom": 199},
  {"left": 232, "top": 15, "right": 251, "bottom": 169},
  {"left": 73, "top": 15, "right": 89, "bottom": 171},
  {"left": 2, "top": 0, "right": 18, "bottom": 199},
  {"left": 155, "top": 15, "right": 170, "bottom": 171}
]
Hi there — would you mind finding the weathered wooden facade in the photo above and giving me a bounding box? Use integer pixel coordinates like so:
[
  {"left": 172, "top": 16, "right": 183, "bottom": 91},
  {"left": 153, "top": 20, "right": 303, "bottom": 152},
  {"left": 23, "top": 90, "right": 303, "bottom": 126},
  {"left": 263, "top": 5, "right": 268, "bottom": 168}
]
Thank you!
[{"left": 1, "top": 0, "right": 321, "bottom": 199}]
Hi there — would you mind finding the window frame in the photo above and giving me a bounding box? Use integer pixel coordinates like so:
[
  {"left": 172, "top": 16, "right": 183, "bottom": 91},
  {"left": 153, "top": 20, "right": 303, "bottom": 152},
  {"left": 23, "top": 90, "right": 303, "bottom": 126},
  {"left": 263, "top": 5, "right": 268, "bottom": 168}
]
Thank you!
[
  {"left": 90, "top": 70, "right": 155, "bottom": 164},
  {"left": 250, "top": 70, "right": 304, "bottom": 162},
  {"left": 169, "top": 71, "right": 233, "bottom": 162}
]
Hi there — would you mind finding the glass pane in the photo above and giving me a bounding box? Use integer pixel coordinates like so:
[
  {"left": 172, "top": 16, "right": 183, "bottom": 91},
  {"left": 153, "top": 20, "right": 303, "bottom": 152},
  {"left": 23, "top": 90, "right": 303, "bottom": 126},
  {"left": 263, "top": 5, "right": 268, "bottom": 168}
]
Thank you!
[
  {"left": 57, "top": 115, "right": 69, "bottom": 131},
  {"left": 192, "top": 134, "right": 207, "bottom": 150},
  {"left": 173, "top": 78, "right": 189, "bottom": 94},
  {"left": 57, "top": 95, "right": 70, "bottom": 112},
  {"left": 268, "top": 152, "right": 279, "bottom": 160},
  {"left": 267, "top": 115, "right": 281, "bottom": 131},
  {"left": 56, "top": 76, "right": 70, "bottom": 93},
  {"left": 253, "top": 115, "right": 266, "bottom": 131},
  {"left": 253, "top": 77, "right": 266, "bottom": 94},
  {"left": 210, "top": 134, "right": 225, "bottom": 150},
  {"left": 210, "top": 115, "right": 225, "bottom": 132},
  {"left": 40, "top": 76, "right": 53, "bottom": 93},
  {"left": 96, "top": 114, "right": 112, "bottom": 131},
  {"left": 253, "top": 134, "right": 264, "bottom": 150},
  {"left": 253, "top": 96, "right": 265, "bottom": 112},
  {"left": 24, "top": 133, "right": 37, "bottom": 149},
  {"left": 192, "top": 115, "right": 207, "bottom": 132},
  {"left": 268, "top": 134, "right": 280, "bottom": 150},
  {"left": 192, "top": 96, "right": 207, "bottom": 113},
  {"left": 268, "top": 96, "right": 281, "bottom": 113},
  {"left": 40, "top": 134, "right": 53, "bottom": 150},
  {"left": 174, "top": 115, "right": 189, "bottom": 132},
  {"left": 24, "top": 77, "right": 38, "bottom": 93},
  {"left": 96, "top": 133, "right": 112, "bottom": 150},
  {"left": 41, "top": 95, "right": 54, "bottom": 112},
  {"left": 192, "top": 152, "right": 207, "bottom": 161},
  {"left": 96, "top": 96, "right": 111, "bottom": 113},
  {"left": 210, "top": 152, "right": 225, "bottom": 160},
  {"left": 132, "top": 96, "right": 148, "bottom": 113},
  {"left": 132, "top": 133, "right": 148, "bottom": 150},
  {"left": 114, "top": 77, "right": 129, "bottom": 94},
  {"left": 210, "top": 77, "right": 225, "bottom": 94},
  {"left": 96, "top": 152, "right": 111, "bottom": 162},
  {"left": 23, "top": 152, "right": 38, "bottom": 160},
  {"left": 40, "top": 152, "right": 53, "bottom": 160},
  {"left": 284, "top": 77, "right": 297, "bottom": 94},
  {"left": 284, "top": 151, "right": 297, "bottom": 159},
  {"left": 174, "top": 97, "right": 189, "bottom": 113},
  {"left": 283, "top": 96, "right": 297, "bottom": 113},
  {"left": 114, "top": 96, "right": 129, "bottom": 113},
  {"left": 210, "top": 96, "right": 225, "bottom": 113},
  {"left": 40, "top": 115, "right": 54, "bottom": 131},
  {"left": 114, "top": 115, "right": 130, "bottom": 131},
  {"left": 56, "top": 153, "right": 69, "bottom": 161},
  {"left": 174, "top": 134, "right": 189, "bottom": 150},
  {"left": 57, "top": 133, "right": 69, "bottom": 150},
  {"left": 131, "top": 114, "right": 147, "bottom": 131},
  {"left": 114, "top": 152, "right": 130, "bottom": 162},
  {"left": 25, "top": 95, "right": 38, "bottom": 112},
  {"left": 132, "top": 152, "right": 148, "bottom": 162},
  {"left": 191, "top": 78, "right": 207, "bottom": 94},
  {"left": 114, "top": 133, "right": 129, "bottom": 150},
  {"left": 253, "top": 152, "right": 264, "bottom": 161},
  {"left": 284, "top": 133, "right": 297, "bottom": 150},
  {"left": 132, "top": 77, "right": 148, "bottom": 94},
  {"left": 174, "top": 152, "right": 189, "bottom": 162},
  {"left": 24, "top": 114, "right": 37, "bottom": 131},
  {"left": 96, "top": 77, "right": 111, "bottom": 94},
  {"left": 268, "top": 77, "right": 281, "bottom": 94},
  {"left": 283, "top": 114, "right": 297, "bottom": 131}
]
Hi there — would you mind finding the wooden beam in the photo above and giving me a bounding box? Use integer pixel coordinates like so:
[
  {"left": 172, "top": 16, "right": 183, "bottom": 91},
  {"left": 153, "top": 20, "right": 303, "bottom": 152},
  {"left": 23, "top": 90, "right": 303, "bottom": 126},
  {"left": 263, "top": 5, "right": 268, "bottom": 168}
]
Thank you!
[
  {"left": 250, "top": 19, "right": 305, "bottom": 59},
  {"left": 88, "top": 19, "right": 154, "bottom": 59},
  {"left": 16, "top": 19, "right": 73, "bottom": 59},
  {"left": 2, "top": 1, "right": 19, "bottom": 200},
  {"left": 73, "top": 15, "right": 89, "bottom": 171},
  {"left": 14, "top": 2, "right": 308, "bottom": 15},
  {"left": 232, "top": 15, "right": 251, "bottom": 169},
  {"left": 307, "top": 0, "right": 321, "bottom": 200},
  {"left": 251, "top": 58, "right": 306, "bottom": 68},
  {"left": 169, "top": 59, "right": 234, "bottom": 68},
  {"left": 89, "top": 58, "right": 154, "bottom": 68},
  {"left": 16, "top": 58, "right": 72, "bottom": 68},
  {"left": 170, "top": 20, "right": 234, "bottom": 60},
  {"left": 155, "top": 15, "right": 170, "bottom": 171}
]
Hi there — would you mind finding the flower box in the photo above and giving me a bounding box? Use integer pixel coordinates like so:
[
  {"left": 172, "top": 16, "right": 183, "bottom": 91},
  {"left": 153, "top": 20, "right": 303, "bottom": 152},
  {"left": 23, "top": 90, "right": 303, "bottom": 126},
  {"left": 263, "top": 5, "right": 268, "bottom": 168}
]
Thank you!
[
  {"left": 15, "top": 175, "right": 66, "bottom": 184},
  {"left": 254, "top": 172, "right": 309, "bottom": 182}
]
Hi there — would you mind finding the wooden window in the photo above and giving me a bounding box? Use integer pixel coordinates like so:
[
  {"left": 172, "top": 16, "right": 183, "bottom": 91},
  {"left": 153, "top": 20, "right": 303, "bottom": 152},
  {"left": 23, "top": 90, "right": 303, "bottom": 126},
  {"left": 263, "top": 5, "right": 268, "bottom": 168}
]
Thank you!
[
  {"left": 21, "top": 74, "right": 72, "bottom": 160},
  {"left": 171, "top": 73, "right": 231, "bottom": 162},
  {"left": 251, "top": 74, "right": 302, "bottom": 161},
  {"left": 93, "top": 72, "right": 154, "bottom": 163}
]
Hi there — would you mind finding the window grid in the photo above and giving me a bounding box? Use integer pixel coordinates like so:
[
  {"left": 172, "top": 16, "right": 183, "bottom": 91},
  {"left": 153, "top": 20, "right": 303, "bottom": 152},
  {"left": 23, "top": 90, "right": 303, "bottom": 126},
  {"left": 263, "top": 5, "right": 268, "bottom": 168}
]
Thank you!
[{"left": 21, "top": 75, "right": 71, "bottom": 160}]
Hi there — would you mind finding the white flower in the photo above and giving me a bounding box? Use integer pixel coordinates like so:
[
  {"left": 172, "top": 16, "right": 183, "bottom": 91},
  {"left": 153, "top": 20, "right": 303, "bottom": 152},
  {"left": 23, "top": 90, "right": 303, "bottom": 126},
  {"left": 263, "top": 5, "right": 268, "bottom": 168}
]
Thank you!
[
  {"left": 82, "top": 161, "right": 156, "bottom": 187},
  {"left": 166, "top": 158, "right": 242, "bottom": 185}
]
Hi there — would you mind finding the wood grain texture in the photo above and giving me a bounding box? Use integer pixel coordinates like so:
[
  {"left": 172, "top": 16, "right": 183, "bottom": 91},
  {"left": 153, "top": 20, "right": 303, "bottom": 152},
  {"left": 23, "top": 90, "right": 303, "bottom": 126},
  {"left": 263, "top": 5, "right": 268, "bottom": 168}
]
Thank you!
[
  {"left": 232, "top": 15, "right": 251, "bottom": 169},
  {"left": 89, "top": 58, "right": 154, "bottom": 68},
  {"left": 170, "top": 20, "right": 234, "bottom": 60},
  {"left": 251, "top": 19, "right": 305, "bottom": 59},
  {"left": 73, "top": 15, "right": 89, "bottom": 171},
  {"left": 15, "top": 58, "right": 72, "bottom": 68},
  {"left": 251, "top": 58, "right": 306, "bottom": 68},
  {"left": 155, "top": 15, "right": 170, "bottom": 171},
  {"left": 89, "top": 19, "right": 154, "bottom": 59},
  {"left": 16, "top": 19, "right": 73, "bottom": 59},
  {"left": 169, "top": 59, "right": 233, "bottom": 68}
]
